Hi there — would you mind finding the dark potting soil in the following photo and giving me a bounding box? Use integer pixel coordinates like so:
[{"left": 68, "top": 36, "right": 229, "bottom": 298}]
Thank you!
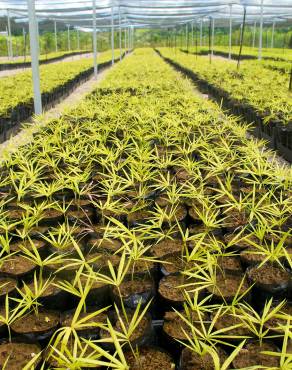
[
  {"left": 100, "top": 314, "right": 150, "bottom": 344},
  {"left": 232, "top": 341, "right": 279, "bottom": 368},
  {"left": 0, "top": 277, "right": 17, "bottom": 296},
  {"left": 158, "top": 274, "right": 187, "bottom": 303},
  {"left": 151, "top": 239, "right": 182, "bottom": 259},
  {"left": 217, "top": 255, "right": 243, "bottom": 274},
  {"left": 180, "top": 346, "right": 227, "bottom": 370},
  {"left": 9, "top": 239, "right": 46, "bottom": 254},
  {"left": 0, "top": 255, "right": 36, "bottom": 277},
  {"left": 88, "top": 237, "right": 122, "bottom": 253},
  {"left": 248, "top": 264, "right": 291, "bottom": 286},
  {"left": 113, "top": 278, "right": 154, "bottom": 298},
  {"left": 11, "top": 310, "right": 59, "bottom": 335},
  {"left": 125, "top": 347, "right": 175, "bottom": 369},
  {"left": 0, "top": 342, "right": 42, "bottom": 370},
  {"left": 207, "top": 273, "right": 249, "bottom": 300},
  {"left": 240, "top": 247, "right": 266, "bottom": 266},
  {"left": 163, "top": 310, "right": 205, "bottom": 341},
  {"left": 212, "top": 310, "right": 252, "bottom": 338},
  {"left": 264, "top": 303, "right": 292, "bottom": 334},
  {"left": 223, "top": 233, "right": 257, "bottom": 249},
  {"left": 61, "top": 310, "right": 107, "bottom": 334},
  {"left": 161, "top": 253, "right": 186, "bottom": 275}
]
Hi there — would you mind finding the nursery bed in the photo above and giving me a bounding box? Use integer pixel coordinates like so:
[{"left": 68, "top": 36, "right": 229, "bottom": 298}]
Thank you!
[
  {"left": 0, "top": 50, "right": 126, "bottom": 143},
  {"left": 0, "top": 48, "right": 291, "bottom": 369},
  {"left": 156, "top": 48, "right": 292, "bottom": 163},
  {"left": 0, "top": 50, "right": 92, "bottom": 71}
]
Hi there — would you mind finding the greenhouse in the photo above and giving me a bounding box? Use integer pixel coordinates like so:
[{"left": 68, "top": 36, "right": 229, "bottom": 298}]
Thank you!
[{"left": 0, "top": 0, "right": 291, "bottom": 369}]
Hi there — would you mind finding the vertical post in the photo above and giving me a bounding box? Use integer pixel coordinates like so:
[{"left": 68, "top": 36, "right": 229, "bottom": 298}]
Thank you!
[
  {"left": 208, "top": 17, "right": 212, "bottom": 63},
  {"left": 211, "top": 17, "right": 215, "bottom": 56},
  {"left": 252, "top": 21, "right": 256, "bottom": 47},
  {"left": 124, "top": 27, "right": 127, "bottom": 54},
  {"left": 271, "top": 21, "right": 275, "bottom": 49},
  {"left": 111, "top": 3, "right": 115, "bottom": 65},
  {"left": 54, "top": 21, "right": 58, "bottom": 52},
  {"left": 195, "top": 21, "right": 198, "bottom": 58},
  {"left": 23, "top": 28, "right": 27, "bottom": 62},
  {"left": 92, "top": 0, "right": 98, "bottom": 79},
  {"left": 128, "top": 26, "right": 130, "bottom": 52},
  {"left": 258, "top": 0, "right": 264, "bottom": 60},
  {"left": 229, "top": 4, "right": 232, "bottom": 59},
  {"left": 119, "top": 7, "right": 122, "bottom": 60},
  {"left": 186, "top": 23, "right": 189, "bottom": 51},
  {"left": 67, "top": 25, "right": 71, "bottom": 51},
  {"left": 191, "top": 21, "right": 194, "bottom": 48},
  {"left": 237, "top": 7, "right": 247, "bottom": 70},
  {"left": 77, "top": 29, "right": 80, "bottom": 50},
  {"left": 27, "top": 0, "right": 42, "bottom": 115},
  {"left": 5, "top": 27, "right": 9, "bottom": 59},
  {"left": 199, "top": 19, "right": 203, "bottom": 47},
  {"left": 7, "top": 10, "right": 13, "bottom": 60},
  {"left": 289, "top": 63, "right": 292, "bottom": 91},
  {"left": 132, "top": 26, "right": 134, "bottom": 49}
]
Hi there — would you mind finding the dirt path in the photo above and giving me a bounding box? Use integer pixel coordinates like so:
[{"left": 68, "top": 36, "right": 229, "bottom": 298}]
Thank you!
[
  {"left": 0, "top": 61, "right": 113, "bottom": 162},
  {"left": 0, "top": 52, "right": 94, "bottom": 78}
]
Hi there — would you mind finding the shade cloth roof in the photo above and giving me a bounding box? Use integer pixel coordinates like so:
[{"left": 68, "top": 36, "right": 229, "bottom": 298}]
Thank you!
[{"left": 1, "top": 1, "right": 292, "bottom": 30}]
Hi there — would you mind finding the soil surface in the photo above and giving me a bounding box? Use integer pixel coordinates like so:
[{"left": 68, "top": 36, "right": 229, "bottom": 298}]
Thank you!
[
  {"left": 0, "top": 277, "right": 17, "bottom": 296},
  {"left": 125, "top": 347, "right": 174, "bottom": 369},
  {"left": 0, "top": 342, "right": 41, "bottom": 370},
  {"left": 113, "top": 278, "right": 154, "bottom": 298},
  {"left": 11, "top": 310, "right": 59, "bottom": 334},
  {"left": 232, "top": 341, "right": 279, "bottom": 368},
  {"left": 180, "top": 346, "right": 227, "bottom": 370},
  {"left": 248, "top": 264, "right": 291, "bottom": 286},
  {"left": 0, "top": 255, "right": 36, "bottom": 277}
]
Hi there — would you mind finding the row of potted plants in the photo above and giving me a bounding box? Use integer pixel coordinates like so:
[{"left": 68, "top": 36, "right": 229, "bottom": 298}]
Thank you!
[
  {"left": 0, "top": 48, "right": 291, "bottom": 369},
  {"left": 195, "top": 45, "right": 292, "bottom": 62},
  {"left": 0, "top": 49, "right": 125, "bottom": 137},
  {"left": 0, "top": 50, "right": 92, "bottom": 71},
  {"left": 157, "top": 48, "right": 292, "bottom": 162}
]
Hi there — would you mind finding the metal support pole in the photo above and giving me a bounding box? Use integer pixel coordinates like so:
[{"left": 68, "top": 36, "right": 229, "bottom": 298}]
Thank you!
[
  {"left": 124, "top": 27, "right": 127, "bottom": 54},
  {"left": 208, "top": 17, "right": 212, "bottom": 63},
  {"left": 191, "top": 21, "right": 194, "bottom": 47},
  {"left": 27, "top": 0, "right": 42, "bottom": 115},
  {"left": 119, "top": 7, "right": 122, "bottom": 60},
  {"left": 199, "top": 19, "right": 203, "bottom": 47},
  {"left": 7, "top": 10, "right": 13, "bottom": 60},
  {"left": 252, "top": 21, "right": 256, "bottom": 48},
  {"left": 23, "top": 28, "right": 27, "bottom": 62},
  {"left": 77, "top": 29, "right": 80, "bottom": 50},
  {"left": 211, "top": 18, "right": 215, "bottom": 56},
  {"left": 271, "top": 21, "right": 275, "bottom": 49},
  {"left": 67, "top": 25, "right": 71, "bottom": 51},
  {"left": 92, "top": 0, "right": 98, "bottom": 79},
  {"left": 229, "top": 4, "right": 232, "bottom": 59},
  {"left": 186, "top": 23, "right": 189, "bottom": 51},
  {"left": 258, "top": 0, "right": 264, "bottom": 60},
  {"left": 237, "top": 7, "right": 247, "bottom": 70},
  {"left": 111, "top": 3, "right": 115, "bottom": 65},
  {"left": 128, "top": 26, "right": 130, "bottom": 53},
  {"left": 54, "top": 21, "right": 58, "bottom": 52},
  {"left": 5, "top": 27, "right": 9, "bottom": 59}
]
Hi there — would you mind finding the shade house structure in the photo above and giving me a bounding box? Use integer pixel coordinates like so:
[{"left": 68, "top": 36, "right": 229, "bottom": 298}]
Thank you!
[{"left": 0, "top": 0, "right": 291, "bottom": 116}]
